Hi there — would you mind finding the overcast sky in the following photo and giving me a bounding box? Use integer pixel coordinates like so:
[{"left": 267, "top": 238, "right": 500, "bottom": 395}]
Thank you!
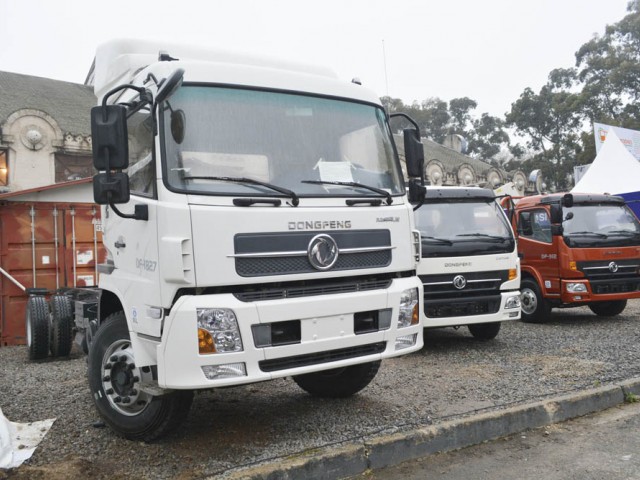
[{"left": 0, "top": 0, "right": 630, "bottom": 117}]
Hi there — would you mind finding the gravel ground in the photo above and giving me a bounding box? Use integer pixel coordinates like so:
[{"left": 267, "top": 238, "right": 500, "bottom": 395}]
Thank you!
[{"left": 1, "top": 300, "right": 640, "bottom": 479}]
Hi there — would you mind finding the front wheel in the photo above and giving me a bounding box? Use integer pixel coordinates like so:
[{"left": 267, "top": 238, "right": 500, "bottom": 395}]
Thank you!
[
  {"left": 88, "top": 312, "right": 193, "bottom": 442},
  {"left": 520, "top": 279, "right": 551, "bottom": 323},
  {"left": 589, "top": 300, "right": 627, "bottom": 317},
  {"left": 293, "top": 360, "right": 381, "bottom": 398},
  {"left": 468, "top": 322, "right": 501, "bottom": 340}
]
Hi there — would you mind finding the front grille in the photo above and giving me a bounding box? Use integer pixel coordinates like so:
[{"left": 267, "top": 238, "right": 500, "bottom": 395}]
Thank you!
[
  {"left": 420, "top": 270, "right": 509, "bottom": 300},
  {"left": 234, "top": 277, "right": 392, "bottom": 302},
  {"left": 258, "top": 342, "right": 386, "bottom": 372},
  {"left": 234, "top": 230, "right": 391, "bottom": 277},
  {"left": 236, "top": 250, "right": 391, "bottom": 277},
  {"left": 577, "top": 260, "right": 640, "bottom": 294},
  {"left": 425, "top": 294, "right": 502, "bottom": 318}
]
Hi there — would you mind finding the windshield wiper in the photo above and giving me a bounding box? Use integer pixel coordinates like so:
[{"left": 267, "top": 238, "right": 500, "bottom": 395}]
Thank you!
[
  {"left": 567, "top": 231, "right": 607, "bottom": 238},
  {"left": 456, "top": 233, "right": 507, "bottom": 241},
  {"left": 301, "top": 180, "right": 392, "bottom": 205},
  {"left": 183, "top": 176, "right": 299, "bottom": 206},
  {"left": 604, "top": 230, "right": 640, "bottom": 236},
  {"left": 420, "top": 235, "right": 453, "bottom": 245}
]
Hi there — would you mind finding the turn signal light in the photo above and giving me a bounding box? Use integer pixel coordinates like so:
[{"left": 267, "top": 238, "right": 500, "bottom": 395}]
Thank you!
[
  {"left": 508, "top": 269, "right": 517, "bottom": 281},
  {"left": 198, "top": 328, "right": 216, "bottom": 354},
  {"left": 569, "top": 261, "right": 577, "bottom": 271},
  {"left": 412, "top": 302, "right": 420, "bottom": 325}
]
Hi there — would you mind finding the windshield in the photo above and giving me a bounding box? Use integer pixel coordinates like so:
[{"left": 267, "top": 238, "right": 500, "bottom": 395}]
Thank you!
[
  {"left": 563, "top": 204, "right": 640, "bottom": 248},
  {"left": 415, "top": 200, "right": 515, "bottom": 257},
  {"left": 161, "top": 86, "right": 404, "bottom": 198}
]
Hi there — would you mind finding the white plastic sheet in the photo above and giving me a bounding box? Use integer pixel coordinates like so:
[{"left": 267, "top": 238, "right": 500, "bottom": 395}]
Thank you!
[{"left": 0, "top": 407, "right": 55, "bottom": 469}]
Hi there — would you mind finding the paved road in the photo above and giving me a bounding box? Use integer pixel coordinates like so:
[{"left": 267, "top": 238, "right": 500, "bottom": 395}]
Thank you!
[{"left": 366, "top": 401, "right": 640, "bottom": 480}]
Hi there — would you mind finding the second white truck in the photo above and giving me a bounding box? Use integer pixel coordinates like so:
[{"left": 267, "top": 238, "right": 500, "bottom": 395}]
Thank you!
[{"left": 414, "top": 187, "right": 521, "bottom": 339}]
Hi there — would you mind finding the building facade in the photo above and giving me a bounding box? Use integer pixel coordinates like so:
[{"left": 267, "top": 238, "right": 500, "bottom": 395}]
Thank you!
[{"left": 0, "top": 71, "right": 96, "bottom": 193}]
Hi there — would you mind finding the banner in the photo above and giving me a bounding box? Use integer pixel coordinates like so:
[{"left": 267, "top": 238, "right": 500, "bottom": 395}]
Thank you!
[{"left": 594, "top": 123, "right": 640, "bottom": 161}]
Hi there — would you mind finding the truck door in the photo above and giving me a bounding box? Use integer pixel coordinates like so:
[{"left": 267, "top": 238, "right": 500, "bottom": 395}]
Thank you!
[
  {"left": 516, "top": 208, "right": 561, "bottom": 296},
  {"left": 101, "top": 104, "right": 162, "bottom": 337}
]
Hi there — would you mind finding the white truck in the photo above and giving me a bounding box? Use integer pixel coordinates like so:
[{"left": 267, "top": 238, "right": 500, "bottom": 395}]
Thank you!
[
  {"left": 414, "top": 187, "right": 521, "bottom": 339},
  {"left": 25, "top": 40, "right": 427, "bottom": 440}
]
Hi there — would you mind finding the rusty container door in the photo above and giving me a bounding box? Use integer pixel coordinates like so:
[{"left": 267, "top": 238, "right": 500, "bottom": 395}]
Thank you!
[{"left": 0, "top": 202, "right": 105, "bottom": 346}]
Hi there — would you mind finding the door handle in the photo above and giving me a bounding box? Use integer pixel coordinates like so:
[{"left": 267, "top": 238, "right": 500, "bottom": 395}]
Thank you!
[{"left": 114, "top": 240, "right": 126, "bottom": 249}]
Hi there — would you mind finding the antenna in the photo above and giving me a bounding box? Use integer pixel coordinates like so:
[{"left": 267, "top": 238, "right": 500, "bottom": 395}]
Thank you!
[{"left": 382, "top": 39, "right": 389, "bottom": 98}]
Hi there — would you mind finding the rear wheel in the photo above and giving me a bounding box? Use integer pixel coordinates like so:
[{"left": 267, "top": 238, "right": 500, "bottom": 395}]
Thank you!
[
  {"left": 588, "top": 300, "right": 627, "bottom": 317},
  {"left": 293, "top": 360, "right": 381, "bottom": 398},
  {"left": 520, "top": 279, "right": 551, "bottom": 323},
  {"left": 88, "top": 311, "right": 193, "bottom": 441},
  {"left": 50, "top": 295, "right": 74, "bottom": 357},
  {"left": 26, "top": 296, "right": 50, "bottom": 360},
  {"left": 468, "top": 322, "right": 501, "bottom": 340}
]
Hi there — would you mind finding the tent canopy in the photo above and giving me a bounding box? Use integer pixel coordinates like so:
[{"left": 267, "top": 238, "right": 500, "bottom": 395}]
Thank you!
[
  {"left": 572, "top": 130, "right": 640, "bottom": 195},
  {"left": 572, "top": 130, "right": 640, "bottom": 218}
]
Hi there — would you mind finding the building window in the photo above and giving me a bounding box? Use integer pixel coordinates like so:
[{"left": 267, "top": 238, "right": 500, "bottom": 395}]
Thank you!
[
  {"left": 55, "top": 154, "right": 94, "bottom": 182},
  {"left": 0, "top": 150, "right": 8, "bottom": 186}
]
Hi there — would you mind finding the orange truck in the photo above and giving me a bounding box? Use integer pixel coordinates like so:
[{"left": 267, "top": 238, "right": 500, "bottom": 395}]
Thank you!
[{"left": 512, "top": 193, "right": 640, "bottom": 322}]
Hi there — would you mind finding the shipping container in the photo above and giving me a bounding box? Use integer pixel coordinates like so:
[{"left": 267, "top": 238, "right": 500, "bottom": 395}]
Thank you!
[{"left": 0, "top": 180, "right": 106, "bottom": 346}]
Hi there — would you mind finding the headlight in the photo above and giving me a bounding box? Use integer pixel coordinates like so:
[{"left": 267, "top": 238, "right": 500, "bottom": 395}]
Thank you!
[
  {"left": 505, "top": 295, "right": 521, "bottom": 309},
  {"left": 566, "top": 283, "right": 587, "bottom": 293},
  {"left": 398, "top": 288, "right": 420, "bottom": 328},
  {"left": 197, "top": 308, "right": 243, "bottom": 354}
]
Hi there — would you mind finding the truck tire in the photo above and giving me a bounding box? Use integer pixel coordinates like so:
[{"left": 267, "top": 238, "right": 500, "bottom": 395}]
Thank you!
[
  {"left": 520, "top": 279, "right": 551, "bottom": 323},
  {"left": 468, "top": 322, "right": 501, "bottom": 340},
  {"left": 293, "top": 360, "right": 381, "bottom": 398},
  {"left": 88, "top": 311, "right": 193, "bottom": 441},
  {"left": 26, "top": 296, "right": 50, "bottom": 360},
  {"left": 588, "top": 300, "right": 627, "bottom": 317},
  {"left": 50, "top": 295, "right": 74, "bottom": 357}
]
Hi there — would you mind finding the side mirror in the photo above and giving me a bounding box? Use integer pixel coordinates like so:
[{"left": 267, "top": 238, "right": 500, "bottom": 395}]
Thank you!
[
  {"left": 91, "top": 105, "right": 129, "bottom": 170},
  {"left": 550, "top": 204, "right": 563, "bottom": 224},
  {"left": 408, "top": 178, "right": 426, "bottom": 204},
  {"left": 404, "top": 128, "right": 424, "bottom": 178},
  {"left": 93, "top": 172, "right": 130, "bottom": 204},
  {"left": 155, "top": 68, "right": 185, "bottom": 105},
  {"left": 551, "top": 224, "right": 564, "bottom": 236},
  {"left": 562, "top": 193, "right": 574, "bottom": 208}
]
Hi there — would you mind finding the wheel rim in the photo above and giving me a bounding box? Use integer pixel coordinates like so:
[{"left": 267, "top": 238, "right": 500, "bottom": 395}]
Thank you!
[
  {"left": 26, "top": 310, "right": 32, "bottom": 347},
  {"left": 521, "top": 288, "right": 538, "bottom": 315},
  {"left": 101, "top": 339, "right": 153, "bottom": 416}
]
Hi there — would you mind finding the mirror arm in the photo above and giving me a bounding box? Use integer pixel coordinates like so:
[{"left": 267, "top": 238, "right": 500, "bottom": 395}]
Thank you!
[
  {"left": 389, "top": 112, "right": 420, "bottom": 132},
  {"left": 102, "top": 84, "right": 152, "bottom": 112},
  {"left": 108, "top": 203, "right": 149, "bottom": 221}
]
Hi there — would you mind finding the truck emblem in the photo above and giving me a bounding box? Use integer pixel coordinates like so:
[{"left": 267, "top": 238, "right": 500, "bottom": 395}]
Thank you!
[
  {"left": 308, "top": 234, "right": 339, "bottom": 271},
  {"left": 453, "top": 275, "right": 467, "bottom": 289},
  {"left": 608, "top": 262, "right": 619, "bottom": 273}
]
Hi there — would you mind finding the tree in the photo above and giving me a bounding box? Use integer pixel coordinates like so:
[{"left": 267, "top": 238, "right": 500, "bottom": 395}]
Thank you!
[
  {"left": 506, "top": 69, "right": 584, "bottom": 190},
  {"left": 574, "top": 1, "right": 640, "bottom": 129}
]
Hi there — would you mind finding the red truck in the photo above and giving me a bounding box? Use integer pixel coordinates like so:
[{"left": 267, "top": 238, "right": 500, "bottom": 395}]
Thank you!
[{"left": 512, "top": 193, "right": 640, "bottom": 322}]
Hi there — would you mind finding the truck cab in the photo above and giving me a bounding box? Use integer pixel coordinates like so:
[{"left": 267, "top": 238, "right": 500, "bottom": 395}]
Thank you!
[
  {"left": 78, "top": 39, "right": 426, "bottom": 440},
  {"left": 513, "top": 193, "right": 640, "bottom": 322},
  {"left": 415, "top": 187, "right": 521, "bottom": 339}
]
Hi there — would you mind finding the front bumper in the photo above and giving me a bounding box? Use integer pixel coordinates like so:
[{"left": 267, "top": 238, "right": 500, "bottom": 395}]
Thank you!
[
  {"left": 559, "top": 278, "right": 640, "bottom": 304},
  {"left": 423, "top": 291, "right": 521, "bottom": 327},
  {"left": 156, "top": 276, "right": 423, "bottom": 389}
]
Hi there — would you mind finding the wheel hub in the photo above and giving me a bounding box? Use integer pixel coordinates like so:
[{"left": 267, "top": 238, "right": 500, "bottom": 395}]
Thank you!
[
  {"left": 101, "top": 340, "right": 152, "bottom": 416},
  {"left": 521, "top": 289, "right": 538, "bottom": 315}
]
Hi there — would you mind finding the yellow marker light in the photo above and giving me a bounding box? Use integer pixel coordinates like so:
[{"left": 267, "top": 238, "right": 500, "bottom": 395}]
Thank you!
[
  {"left": 569, "top": 261, "right": 577, "bottom": 271},
  {"left": 508, "top": 268, "right": 517, "bottom": 281},
  {"left": 198, "top": 328, "right": 216, "bottom": 354},
  {"left": 412, "top": 301, "right": 420, "bottom": 325}
]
